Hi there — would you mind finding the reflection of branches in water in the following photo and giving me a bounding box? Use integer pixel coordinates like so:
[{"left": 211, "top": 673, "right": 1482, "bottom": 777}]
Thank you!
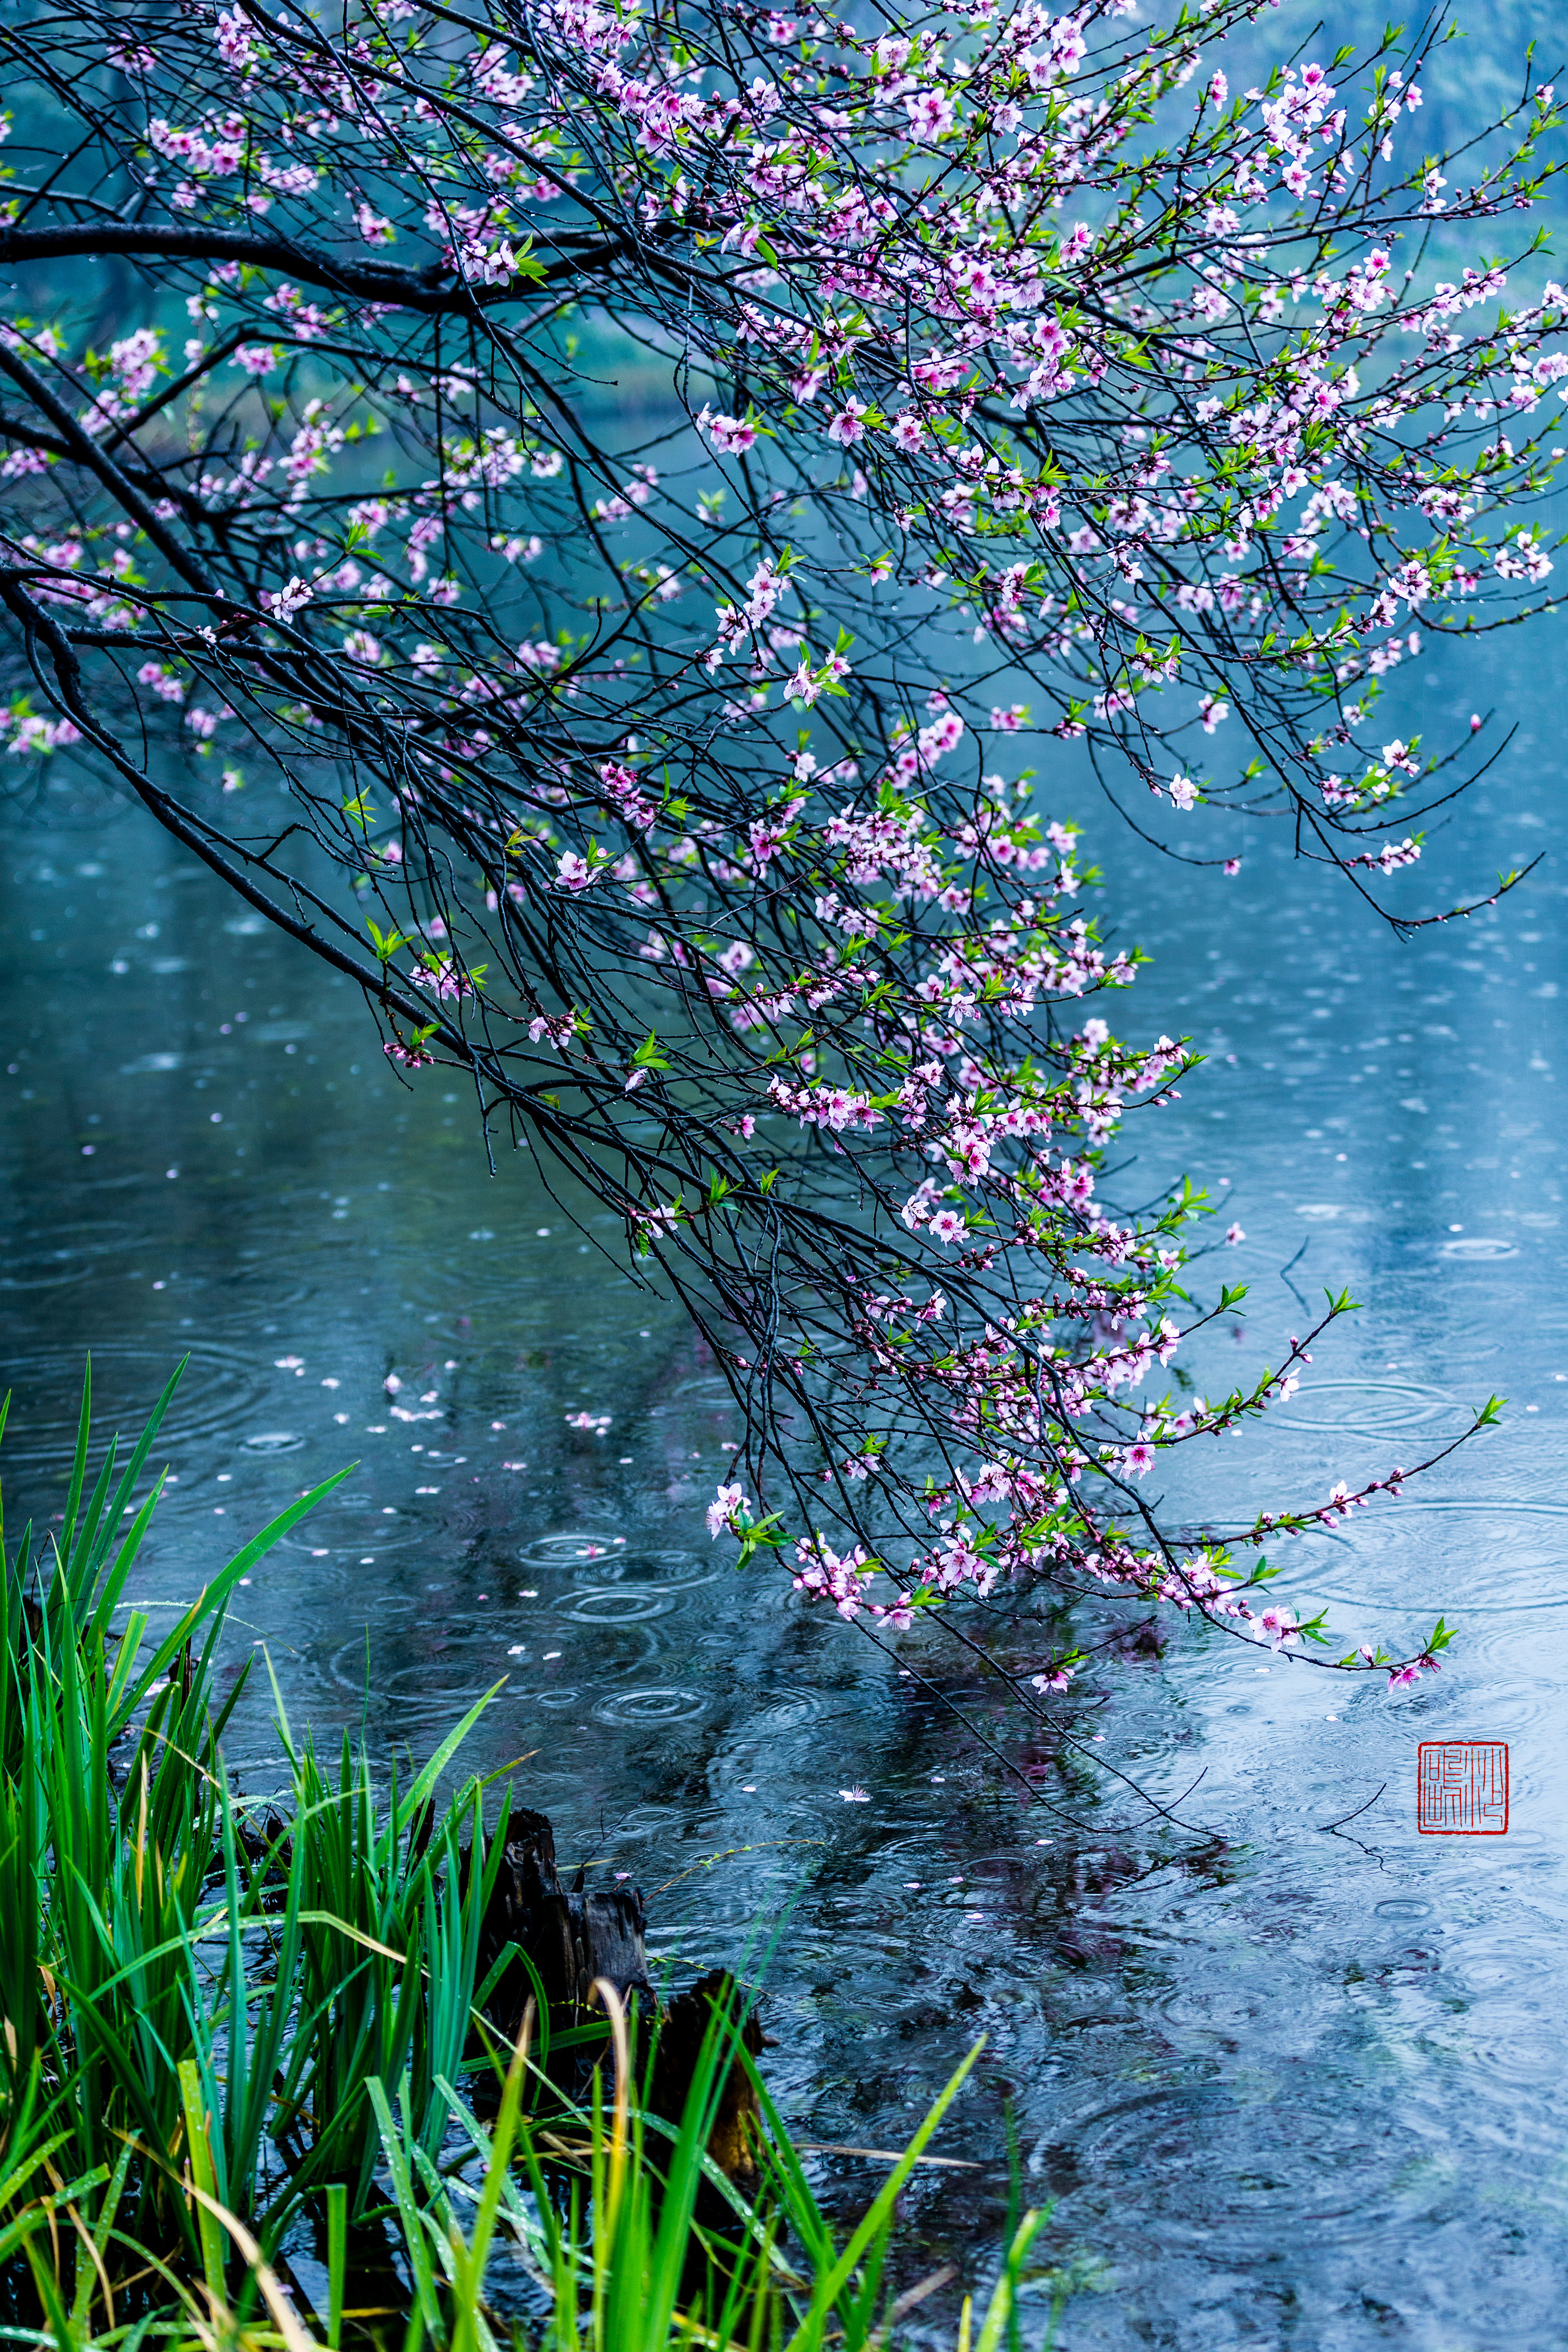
[
  {"left": 854, "top": 1598, "right": 1223, "bottom": 1843},
  {"left": 0, "top": 759, "right": 78, "bottom": 827},
  {"left": 1279, "top": 1236, "right": 1312, "bottom": 1317},
  {"left": 1314, "top": 1779, "right": 1391, "bottom": 1870}
]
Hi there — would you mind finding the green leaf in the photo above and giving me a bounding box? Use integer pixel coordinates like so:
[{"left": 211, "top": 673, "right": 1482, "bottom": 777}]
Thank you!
[
  {"left": 366, "top": 919, "right": 409, "bottom": 962},
  {"left": 121, "top": 1464, "right": 354, "bottom": 1716},
  {"left": 406, "top": 1681, "right": 506, "bottom": 1813}
]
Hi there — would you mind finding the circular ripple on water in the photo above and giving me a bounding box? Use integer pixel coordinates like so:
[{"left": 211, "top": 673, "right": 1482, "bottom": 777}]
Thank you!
[
  {"left": 519, "top": 1528, "right": 623, "bottom": 1568},
  {"left": 0, "top": 1342, "right": 279, "bottom": 1472},
  {"left": 1445, "top": 1922, "right": 1554, "bottom": 1991},
  {"left": 323, "top": 1628, "right": 422, "bottom": 1694},
  {"left": 327, "top": 1613, "right": 661, "bottom": 1691},
  {"left": 243, "top": 1430, "right": 306, "bottom": 1455},
  {"left": 563, "top": 1586, "right": 678, "bottom": 1624},
  {"left": 285, "top": 1509, "right": 422, "bottom": 1557},
  {"left": 670, "top": 1374, "right": 740, "bottom": 1408},
  {"left": 230, "top": 1553, "right": 359, "bottom": 1613},
  {"left": 564, "top": 1547, "right": 672, "bottom": 1585},
  {"left": 1326, "top": 1614, "right": 1559, "bottom": 1742},
  {"left": 1305, "top": 1501, "right": 1568, "bottom": 1615},
  {"left": 593, "top": 1687, "right": 707, "bottom": 1725},
  {"left": 275, "top": 1488, "right": 373, "bottom": 1531},
  {"left": 570, "top": 1552, "right": 717, "bottom": 1594},
  {"left": 745, "top": 1687, "right": 833, "bottom": 1730},
  {"left": 1063, "top": 2084, "right": 1406, "bottom": 2247},
  {"left": 378, "top": 1656, "right": 499, "bottom": 1694},
  {"left": 1438, "top": 1236, "right": 1517, "bottom": 1261},
  {"left": 369, "top": 1686, "right": 515, "bottom": 1740},
  {"left": 326, "top": 1646, "right": 499, "bottom": 1708},
  {"left": 0, "top": 1220, "right": 141, "bottom": 1293},
  {"left": 370, "top": 1232, "right": 617, "bottom": 1328},
  {"left": 1272, "top": 1380, "right": 1466, "bottom": 1438},
  {"left": 1157, "top": 1982, "right": 1273, "bottom": 2034}
]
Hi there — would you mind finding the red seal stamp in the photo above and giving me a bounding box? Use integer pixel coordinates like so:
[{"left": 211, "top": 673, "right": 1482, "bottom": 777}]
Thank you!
[{"left": 1417, "top": 1741, "right": 1508, "bottom": 1835}]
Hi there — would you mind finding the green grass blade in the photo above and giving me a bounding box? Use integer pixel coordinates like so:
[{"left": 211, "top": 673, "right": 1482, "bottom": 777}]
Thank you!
[
  {"left": 972, "top": 2209, "right": 1049, "bottom": 2352},
  {"left": 404, "top": 1682, "right": 506, "bottom": 1815},
  {"left": 121, "top": 1465, "right": 354, "bottom": 1713},
  {"left": 58, "top": 1359, "right": 93, "bottom": 1570},
  {"left": 366, "top": 2076, "right": 444, "bottom": 2338},
  {"left": 179, "top": 2057, "right": 227, "bottom": 2297},
  {"left": 778, "top": 2037, "right": 984, "bottom": 2346},
  {"left": 327, "top": 2180, "right": 347, "bottom": 2351}
]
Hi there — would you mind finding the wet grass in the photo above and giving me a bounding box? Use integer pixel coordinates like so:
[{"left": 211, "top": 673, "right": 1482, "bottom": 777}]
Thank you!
[{"left": 0, "top": 1367, "right": 1059, "bottom": 2349}]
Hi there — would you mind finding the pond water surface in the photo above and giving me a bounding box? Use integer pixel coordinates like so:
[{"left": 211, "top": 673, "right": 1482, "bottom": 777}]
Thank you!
[
  {"left": 8, "top": 7, "right": 1568, "bottom": 2317},
  {"left": 5, "top": 598, "right": 1568, "bottom": 2348}
]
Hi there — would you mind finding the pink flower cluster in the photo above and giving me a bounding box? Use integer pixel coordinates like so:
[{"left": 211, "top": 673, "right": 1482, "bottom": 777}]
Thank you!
[{"left": 0, "top": 0, "right": 1548, "bottom": 1709}]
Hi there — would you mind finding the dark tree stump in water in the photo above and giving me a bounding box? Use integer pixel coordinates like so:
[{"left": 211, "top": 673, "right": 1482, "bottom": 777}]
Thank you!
[
  {"left": 648, "top": 1970, "right": 764, "bottom": 2204},
  {"left": 476, "top": 1805, "right": 656, "bottom": 2029},
  {"left": 473, "top": 1810, "right": 761, "bottom": 2189}
]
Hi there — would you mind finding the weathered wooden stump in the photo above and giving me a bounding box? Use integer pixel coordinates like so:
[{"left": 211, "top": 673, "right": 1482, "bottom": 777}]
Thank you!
[
  {"left": 648, "top": 1969, "right": 765, "bottom": 2202},
  {"left": 474, "top": 1805, "right": 656, "bottom": 2025},
  {"left": 473, "top": 1807, "right": 761, "bottom": 2192}
]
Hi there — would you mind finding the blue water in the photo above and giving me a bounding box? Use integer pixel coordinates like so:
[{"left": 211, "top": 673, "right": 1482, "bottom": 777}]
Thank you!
[
  {"left": 6, "top": 1, "right": 1568, "bottom": 2331},
  {"left": 5, "top": 587, "right": 1567, "bottom": 2344}
]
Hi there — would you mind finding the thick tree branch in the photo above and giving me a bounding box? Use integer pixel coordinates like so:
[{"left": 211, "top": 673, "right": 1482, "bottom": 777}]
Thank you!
[{"left": 0, "top": 222, "right": 634, "bottom": 312}]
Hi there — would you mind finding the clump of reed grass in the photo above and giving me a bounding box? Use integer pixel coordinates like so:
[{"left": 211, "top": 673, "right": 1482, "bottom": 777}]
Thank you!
[{"left": 0, "top": 1365, "right": 1061, "bottom": 2350}]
